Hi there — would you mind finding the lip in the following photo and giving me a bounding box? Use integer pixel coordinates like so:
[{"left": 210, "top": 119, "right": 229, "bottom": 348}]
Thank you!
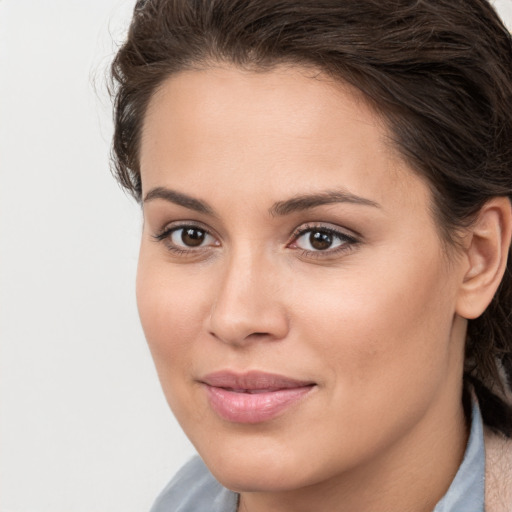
[{"left": 200, "top": 371, "right": 316, "bottom": 424}]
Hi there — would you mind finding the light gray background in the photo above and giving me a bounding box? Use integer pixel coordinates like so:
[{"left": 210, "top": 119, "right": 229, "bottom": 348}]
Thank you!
[{"left": 1, "top": 1, "right": 511, "bottom": 511}]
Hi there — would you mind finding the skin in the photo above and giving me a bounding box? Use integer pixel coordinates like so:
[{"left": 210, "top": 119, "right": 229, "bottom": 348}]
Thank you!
[{"left": 137, "top": 65, "right": 481, "bottom": 512}]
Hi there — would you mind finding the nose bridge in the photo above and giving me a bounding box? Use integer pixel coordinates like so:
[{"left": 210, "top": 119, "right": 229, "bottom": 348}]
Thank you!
[{"left": 208, "top": 244, "right": 288, "bottom": 345}]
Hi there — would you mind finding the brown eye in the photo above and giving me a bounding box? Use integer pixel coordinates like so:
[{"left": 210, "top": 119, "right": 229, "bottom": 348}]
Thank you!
[
  {"left": 181, "top": 228, "right": 206, "bottom": 247},
  {"left": 166, "top": 226, "right": 216, "bottom": 250},
  {"left": 292, "top": 226, "right": 357, "bottom": 255},
  {"left": 309, "top": 231, "right": 332, "bottom": 250}
]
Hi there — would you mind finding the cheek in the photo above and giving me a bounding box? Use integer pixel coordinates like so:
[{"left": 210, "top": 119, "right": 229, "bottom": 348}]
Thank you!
[
  {"left": 136, "top": 254, "right": 208, "bottom": 375},
  {"left": 135, "top": 255, "right": 218, "bottom": 427},
  {"left": 294, "top": 252, "right": 457, "bottom": 399}
]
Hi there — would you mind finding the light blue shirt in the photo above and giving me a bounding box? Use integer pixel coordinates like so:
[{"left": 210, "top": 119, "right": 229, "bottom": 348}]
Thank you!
[
  {"left": 432, "top": 398, "right": 485, "bottom": 512},
  {"left": 151, "top": 401, "right": 485, "bottom": 512}
]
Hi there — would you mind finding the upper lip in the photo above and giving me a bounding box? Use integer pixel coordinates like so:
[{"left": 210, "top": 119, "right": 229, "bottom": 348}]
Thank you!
[{"left": 200, "top": 370, "right": 315, "bottom": 391}]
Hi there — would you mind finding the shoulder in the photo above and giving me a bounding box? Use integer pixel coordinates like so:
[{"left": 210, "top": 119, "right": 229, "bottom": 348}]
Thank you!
[
  {"left": 484, "top": 426, "right": 512, "bottom": 512},
  {"left": 150, "top": 456, "right": 238, "bottom": 512}
]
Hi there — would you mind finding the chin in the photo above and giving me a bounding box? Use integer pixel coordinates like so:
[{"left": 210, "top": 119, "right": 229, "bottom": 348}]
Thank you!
[
  {"left": 195, "top": 433, "right": 323, "bottom": 493},
  {"left": 209, "top": 462, "right": 306, "bottom": 494}
]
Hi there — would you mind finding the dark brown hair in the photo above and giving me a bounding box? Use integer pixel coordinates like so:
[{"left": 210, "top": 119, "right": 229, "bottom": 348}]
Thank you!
[{"left": 110, "top": 0, "right": 512, "bottom": 435}]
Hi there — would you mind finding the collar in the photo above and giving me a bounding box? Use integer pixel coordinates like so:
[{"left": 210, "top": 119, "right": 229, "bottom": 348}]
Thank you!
[{"left": 432, "top": 396, "right": 485, "bottom": 512}]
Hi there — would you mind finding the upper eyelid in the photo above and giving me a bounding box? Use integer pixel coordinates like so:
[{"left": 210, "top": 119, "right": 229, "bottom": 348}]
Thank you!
[
  {"left": 154, "top": 220, "right": 216, "bottom": 238},
  {"left": 290, "top": 222, "right": 360, "bottom": 240}
]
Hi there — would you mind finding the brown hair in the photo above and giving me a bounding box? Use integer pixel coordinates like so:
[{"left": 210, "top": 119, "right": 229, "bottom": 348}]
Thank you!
[{"left": 110, "top": 0, "right": 512, "bottom": 435}]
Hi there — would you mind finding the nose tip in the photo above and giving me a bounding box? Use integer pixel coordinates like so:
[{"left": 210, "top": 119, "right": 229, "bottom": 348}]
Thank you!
[
  {"left": 209, "top": 308, "right": 288, "bottom": 346},
  {"left": 207, "top": 262, "right": 289, "bottom": 347}
]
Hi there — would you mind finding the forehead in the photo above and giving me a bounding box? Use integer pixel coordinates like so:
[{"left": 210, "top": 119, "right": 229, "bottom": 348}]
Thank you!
[{"left": 140, "top": 65, "right": 429, "bottom": 214}]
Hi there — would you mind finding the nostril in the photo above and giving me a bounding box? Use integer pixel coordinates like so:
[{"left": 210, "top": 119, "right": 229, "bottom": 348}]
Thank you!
[
  {"left": 208, "top": 292, "right": 289, "bottom": 345},
  {"left": 208, "top": 330, "right": 276, "bottom": 346},
  {"left": 244, "top": 332, "right": 273, "bottom": 341}
]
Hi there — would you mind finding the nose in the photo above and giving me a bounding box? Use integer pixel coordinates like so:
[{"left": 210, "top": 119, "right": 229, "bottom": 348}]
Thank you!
[{"left": 207, "top": 250, "right": 289, "bottom": 347}]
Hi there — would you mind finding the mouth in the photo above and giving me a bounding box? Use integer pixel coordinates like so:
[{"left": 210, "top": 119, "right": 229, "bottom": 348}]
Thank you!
[{"left": 200, "top": 371, "right": 316, "bottom": 424}]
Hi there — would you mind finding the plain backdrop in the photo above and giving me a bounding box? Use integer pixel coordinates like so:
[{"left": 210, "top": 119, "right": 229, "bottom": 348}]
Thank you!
[{"left": 1, "top": 1, "right": 511, "bottom": 511}]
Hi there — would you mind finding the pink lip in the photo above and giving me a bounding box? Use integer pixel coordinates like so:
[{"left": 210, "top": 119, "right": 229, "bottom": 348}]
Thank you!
[{"left": 200, "top": 371, "right": 316, "bottom": 424}]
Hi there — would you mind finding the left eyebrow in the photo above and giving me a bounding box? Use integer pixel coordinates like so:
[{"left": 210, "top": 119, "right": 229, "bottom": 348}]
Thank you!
[{"left": 269, "top": 190, "right": 380, "bottom": 217}]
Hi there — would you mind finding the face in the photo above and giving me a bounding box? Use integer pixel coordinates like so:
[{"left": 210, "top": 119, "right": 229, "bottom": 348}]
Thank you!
[{"left": 137, "top": 66, "right": 467, "bottom": 496}]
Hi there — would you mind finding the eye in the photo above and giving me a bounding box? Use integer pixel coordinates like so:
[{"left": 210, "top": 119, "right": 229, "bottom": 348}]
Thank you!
[
  {"left": 153, "top": 224, "right": 219, "bottom": 253},
  {"left": 170, "top": 227, "right": 213, "bottom": 248},
  {"left": 289, "top": 225, "right": 358, "bottom": 255}
]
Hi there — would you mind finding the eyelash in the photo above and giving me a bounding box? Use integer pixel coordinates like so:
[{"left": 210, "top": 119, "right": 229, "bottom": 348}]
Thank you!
[
  {"left": 152, "top": 223, "right": 217, "bottom": 256},
  {"left": 290, "top": 223, "right": 359, "bottom": 259},
  {"left": 152, "top": 222, "right": 359, "bottom": 258}
]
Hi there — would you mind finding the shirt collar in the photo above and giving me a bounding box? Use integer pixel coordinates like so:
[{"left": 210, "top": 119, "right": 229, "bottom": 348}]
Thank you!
[{"left": 432, "top": 395, "right": 486, "bottom": 512}]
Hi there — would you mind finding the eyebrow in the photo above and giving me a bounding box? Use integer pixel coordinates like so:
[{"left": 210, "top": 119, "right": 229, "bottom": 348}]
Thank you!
[
  {"left": 144, "top": 187, "right": 215, "bottom": 215},
  {"left": 143, "top": 186, "right": 380, "bottom": 217},
  {"left": 269, "top": 190, "right": 380, "bottom": 216}
]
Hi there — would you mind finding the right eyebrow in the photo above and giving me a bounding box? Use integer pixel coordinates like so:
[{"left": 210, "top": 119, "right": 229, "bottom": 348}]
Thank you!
[{"left": 143, "top": 187, "right": 215, "bottom": 216}]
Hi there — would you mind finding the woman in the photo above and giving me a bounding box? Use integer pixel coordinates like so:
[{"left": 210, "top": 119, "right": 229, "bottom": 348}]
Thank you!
[{"left": 110, "top": 0, "right": 512, "bottom": 510}]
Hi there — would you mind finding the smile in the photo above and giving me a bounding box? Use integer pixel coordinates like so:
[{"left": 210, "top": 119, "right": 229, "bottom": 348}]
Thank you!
[{"left": 200, "top": 371, "right": 316, "bottom": 424}]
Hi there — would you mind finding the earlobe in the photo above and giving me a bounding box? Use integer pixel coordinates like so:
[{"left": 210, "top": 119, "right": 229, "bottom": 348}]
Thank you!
[{"left": 456, "top": 197, "right": 512, "bottom": 320}]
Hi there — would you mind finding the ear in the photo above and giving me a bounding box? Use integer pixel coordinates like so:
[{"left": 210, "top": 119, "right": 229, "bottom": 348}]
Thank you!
[{"left": 456, "top": 197, "right": 512, "bottom": 320}]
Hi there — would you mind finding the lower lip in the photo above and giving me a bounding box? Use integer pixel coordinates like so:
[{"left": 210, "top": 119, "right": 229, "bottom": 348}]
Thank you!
[{"left": 204, "top": 385, "right": 314, "bottom": 423}]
